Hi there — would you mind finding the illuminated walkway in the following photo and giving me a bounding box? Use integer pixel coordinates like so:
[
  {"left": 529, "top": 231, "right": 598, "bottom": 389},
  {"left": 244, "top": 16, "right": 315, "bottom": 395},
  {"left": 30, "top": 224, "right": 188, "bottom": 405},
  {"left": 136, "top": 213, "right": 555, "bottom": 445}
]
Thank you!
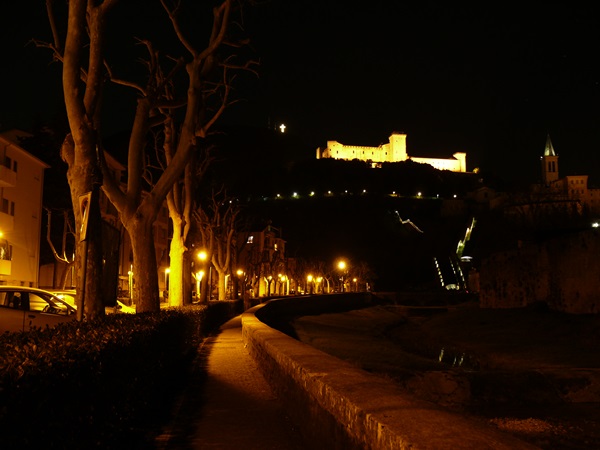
[{"left": 156, "top": 315, "right": 307, "bottom": 450}]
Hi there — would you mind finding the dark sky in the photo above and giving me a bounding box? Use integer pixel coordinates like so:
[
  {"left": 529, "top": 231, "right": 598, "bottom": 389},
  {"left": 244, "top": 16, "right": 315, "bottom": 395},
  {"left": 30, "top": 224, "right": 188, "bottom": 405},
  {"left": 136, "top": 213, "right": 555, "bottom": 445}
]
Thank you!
[{"left": 2, "top": 1, "right": 600, "bottom": 185}]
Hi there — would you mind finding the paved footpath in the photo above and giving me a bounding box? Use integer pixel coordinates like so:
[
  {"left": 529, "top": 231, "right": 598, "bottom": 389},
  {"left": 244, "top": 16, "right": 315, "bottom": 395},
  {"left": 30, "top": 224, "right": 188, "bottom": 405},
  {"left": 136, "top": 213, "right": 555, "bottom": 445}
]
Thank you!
[{"left": 155, "top": 315, "right": 308, "bottom": 450}]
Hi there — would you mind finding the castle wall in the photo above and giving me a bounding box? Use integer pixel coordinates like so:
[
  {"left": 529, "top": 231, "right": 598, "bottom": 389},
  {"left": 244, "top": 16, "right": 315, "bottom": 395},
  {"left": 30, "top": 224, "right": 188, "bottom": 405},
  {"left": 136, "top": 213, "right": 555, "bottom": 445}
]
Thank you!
[
  {"left": 317, "top": 133, "right": 467, "bottom": 172},
  {"left": 411, "top": 156, "right": 464, "bottom": 172},
  {"left": 479, "top": 229, "right": 600, "bottom": 314}
]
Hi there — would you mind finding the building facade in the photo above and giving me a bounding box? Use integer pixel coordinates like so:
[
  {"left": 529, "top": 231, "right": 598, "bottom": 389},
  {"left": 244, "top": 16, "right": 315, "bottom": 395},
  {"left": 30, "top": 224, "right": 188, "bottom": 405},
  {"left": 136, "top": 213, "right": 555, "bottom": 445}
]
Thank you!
[
  {"left": 316, "top": 132, "right": 467, "bottom": 172},
  {"left": 534, "top": 134, "right": 600, "bottom": 215},
  {"left": 0, "top": 130, "right": 49, "bottom": 287},
  {"left": 237, "top": 224, "right": 288, "bottom": 297}
]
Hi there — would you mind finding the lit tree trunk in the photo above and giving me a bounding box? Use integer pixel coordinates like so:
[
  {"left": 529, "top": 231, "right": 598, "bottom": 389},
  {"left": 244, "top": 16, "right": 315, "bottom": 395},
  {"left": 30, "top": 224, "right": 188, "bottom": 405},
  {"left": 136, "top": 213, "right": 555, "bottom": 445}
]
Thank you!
[
  {"left": 168, "top": 217, "right": 186, "bottom": 307},
  {"left": 215, "top": 271, "right": 227, "bottom": 301}
]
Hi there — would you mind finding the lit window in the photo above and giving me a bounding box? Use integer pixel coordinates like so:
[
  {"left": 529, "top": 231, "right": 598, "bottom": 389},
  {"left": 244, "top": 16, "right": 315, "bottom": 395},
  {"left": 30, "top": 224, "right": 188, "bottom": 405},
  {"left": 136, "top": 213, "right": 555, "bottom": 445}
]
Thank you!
[{"left": 247, "top": 236, "right": 254, "bottom": 244}]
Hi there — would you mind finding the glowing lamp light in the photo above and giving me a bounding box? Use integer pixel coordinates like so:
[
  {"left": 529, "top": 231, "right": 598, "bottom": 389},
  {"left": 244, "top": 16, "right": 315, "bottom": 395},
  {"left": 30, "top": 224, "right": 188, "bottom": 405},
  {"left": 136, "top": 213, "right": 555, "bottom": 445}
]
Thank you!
[{"left": 279, "top": 124, "right": 286, "bottom": 133}]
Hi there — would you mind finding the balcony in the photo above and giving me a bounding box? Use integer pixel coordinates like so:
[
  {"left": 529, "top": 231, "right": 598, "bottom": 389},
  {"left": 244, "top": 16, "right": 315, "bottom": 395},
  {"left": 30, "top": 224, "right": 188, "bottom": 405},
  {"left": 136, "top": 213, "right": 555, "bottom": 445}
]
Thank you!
[
  {"left": 0, "top": 212, "right": 14, "bottom": 232},
  {"left": 0, "top": 166, "right": 16, "bottom": 187}
]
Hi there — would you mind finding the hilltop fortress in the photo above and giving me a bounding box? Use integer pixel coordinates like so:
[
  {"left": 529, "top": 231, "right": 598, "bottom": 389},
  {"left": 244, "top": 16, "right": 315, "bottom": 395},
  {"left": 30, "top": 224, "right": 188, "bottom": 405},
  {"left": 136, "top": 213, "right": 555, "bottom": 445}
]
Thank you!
[{"left": 316, "top": 132, "right": 467, "bottom": 172}]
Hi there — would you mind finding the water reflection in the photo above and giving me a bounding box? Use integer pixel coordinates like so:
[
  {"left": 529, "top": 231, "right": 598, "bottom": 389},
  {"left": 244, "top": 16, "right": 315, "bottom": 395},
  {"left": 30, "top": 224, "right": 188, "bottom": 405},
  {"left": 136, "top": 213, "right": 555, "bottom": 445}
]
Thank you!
[{"left": 437, "top": 346, "right": 479, "bottom": 369}]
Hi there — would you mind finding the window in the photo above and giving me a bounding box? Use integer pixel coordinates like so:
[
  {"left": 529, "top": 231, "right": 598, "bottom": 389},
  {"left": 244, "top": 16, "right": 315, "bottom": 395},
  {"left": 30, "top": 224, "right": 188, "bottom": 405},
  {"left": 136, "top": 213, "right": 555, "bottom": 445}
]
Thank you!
[
  {"left": 4, "top": 157, "right": 11, "bottom": 170},
  {"left": 12, "top": 160, "right": 17, "bottom": 173},
  {"left": 247, "top": 236, "right": 254, "bottom": 244},
  {"left": 29, "top": 293, "right": 47, "bottom": 312}
]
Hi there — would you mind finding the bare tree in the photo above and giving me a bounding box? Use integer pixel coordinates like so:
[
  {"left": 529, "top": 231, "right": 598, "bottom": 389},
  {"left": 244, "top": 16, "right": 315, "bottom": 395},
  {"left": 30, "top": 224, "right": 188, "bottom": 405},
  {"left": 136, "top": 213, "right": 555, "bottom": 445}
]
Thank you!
[
  {"left": 37, "top": 0, "right": 120, "bottom": 319},
  {"left": 163, "top": 127, "right": 212, "bottom": 307},
  {"left": 44, "top": 208, "right": 76, "bottom": 289},
  {"left": 40, "top": 0, "right": 250, "bottom": 313},
  {"left": 194, "top": 188, "right": 240, "bottom": 301}
]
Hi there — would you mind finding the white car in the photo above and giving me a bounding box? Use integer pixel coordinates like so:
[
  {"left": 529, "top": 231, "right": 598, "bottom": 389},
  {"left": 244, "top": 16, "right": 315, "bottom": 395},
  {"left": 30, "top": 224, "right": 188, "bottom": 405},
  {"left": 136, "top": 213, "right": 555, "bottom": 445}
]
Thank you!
[
  {"left": 0, "top": 286, "right": 77, "bottom": 333},
  {"left": 50, "top": 290, "right": 135, "bottom": 314}
]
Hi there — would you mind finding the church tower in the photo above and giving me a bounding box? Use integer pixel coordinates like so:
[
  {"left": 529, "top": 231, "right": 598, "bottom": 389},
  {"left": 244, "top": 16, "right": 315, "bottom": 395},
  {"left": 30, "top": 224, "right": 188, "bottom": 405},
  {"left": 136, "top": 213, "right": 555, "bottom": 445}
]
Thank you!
[{"left": 541, "top": 134, "right": 559, "bottom": 186}]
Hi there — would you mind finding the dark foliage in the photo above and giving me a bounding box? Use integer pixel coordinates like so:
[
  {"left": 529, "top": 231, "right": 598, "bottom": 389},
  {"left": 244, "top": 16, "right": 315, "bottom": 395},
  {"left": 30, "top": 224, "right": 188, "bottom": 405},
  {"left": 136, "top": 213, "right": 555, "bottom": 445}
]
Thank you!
[{"left": 0, "top": 301, "right": 240, "bottom": 449}]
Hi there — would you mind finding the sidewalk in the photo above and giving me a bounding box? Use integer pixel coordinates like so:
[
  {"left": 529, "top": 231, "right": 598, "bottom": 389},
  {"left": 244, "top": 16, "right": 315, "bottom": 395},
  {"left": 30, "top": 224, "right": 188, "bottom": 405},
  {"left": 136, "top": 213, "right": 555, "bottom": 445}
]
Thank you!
[{"left": 155, "top": 315, "right": 308, "bottom": 450}]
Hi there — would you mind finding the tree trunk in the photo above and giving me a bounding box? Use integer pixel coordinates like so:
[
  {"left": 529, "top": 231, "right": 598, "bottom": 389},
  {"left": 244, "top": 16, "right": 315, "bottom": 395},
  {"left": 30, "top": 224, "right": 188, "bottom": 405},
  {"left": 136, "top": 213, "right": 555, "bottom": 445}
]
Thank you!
[
  {"left": 182, "top": 250, "right": 193, "bottom": 305},
  {"left": 216, "top": 269, "right": 227, "bottom": 300},
  {"left": 68, "top": 155, "right": 105, "bottom": 320},
  {"left": 199, "top": 270, "right": 209, "bottom": 304},
  {"left": 167, "top": 214, "right": 195, "bottom": 307},
  {"left": 59, "top": 261, "right": 74, "bottom": 289},
  {"left": 168, "top": 219, "right": 185, "bottom": 307},
  {"left": 126, "top": 215, "right": 160, "bottom": 313}
]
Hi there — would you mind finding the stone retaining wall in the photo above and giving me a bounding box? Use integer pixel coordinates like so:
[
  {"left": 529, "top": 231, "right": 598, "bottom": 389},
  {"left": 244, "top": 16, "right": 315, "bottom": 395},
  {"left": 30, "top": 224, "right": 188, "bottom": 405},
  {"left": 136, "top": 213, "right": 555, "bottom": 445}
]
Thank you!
[{"left": 242, "top": 294, "right": 539, "bottom": 450}]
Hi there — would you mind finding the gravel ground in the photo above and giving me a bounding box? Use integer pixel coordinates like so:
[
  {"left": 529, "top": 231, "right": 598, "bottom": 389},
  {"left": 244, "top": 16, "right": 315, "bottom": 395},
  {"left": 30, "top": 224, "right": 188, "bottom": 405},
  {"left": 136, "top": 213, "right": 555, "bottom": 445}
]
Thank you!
[{"left": 290, "top": 303, "right": 600, "bottom": 449}]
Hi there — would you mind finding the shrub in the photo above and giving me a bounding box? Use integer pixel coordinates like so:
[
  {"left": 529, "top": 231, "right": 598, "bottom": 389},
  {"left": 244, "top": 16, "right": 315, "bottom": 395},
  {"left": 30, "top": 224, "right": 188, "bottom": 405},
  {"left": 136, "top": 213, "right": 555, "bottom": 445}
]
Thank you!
[{"left": 0, "top": 302, "right": 238, "bottom": 449}]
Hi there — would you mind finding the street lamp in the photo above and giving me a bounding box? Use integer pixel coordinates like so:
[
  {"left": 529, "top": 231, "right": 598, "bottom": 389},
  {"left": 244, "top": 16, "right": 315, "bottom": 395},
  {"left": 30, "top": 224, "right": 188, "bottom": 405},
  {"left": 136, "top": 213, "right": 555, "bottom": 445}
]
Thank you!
[
  {"left": 307, "top": 274, "right": 313, "bottom": 294},
  {"left": 337, "top": 260, "right": 347, "bottom": 292},
  {"left": 198, "top": 251, "right": 211, "bottom": 301}
]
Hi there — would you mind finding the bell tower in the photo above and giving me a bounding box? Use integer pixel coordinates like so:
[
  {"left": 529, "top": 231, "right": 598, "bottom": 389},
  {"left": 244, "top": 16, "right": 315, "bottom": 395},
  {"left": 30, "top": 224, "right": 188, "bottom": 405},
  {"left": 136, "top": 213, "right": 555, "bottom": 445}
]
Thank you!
[{"left": 541, "top": 134, "right": 559, "bottom": 186}]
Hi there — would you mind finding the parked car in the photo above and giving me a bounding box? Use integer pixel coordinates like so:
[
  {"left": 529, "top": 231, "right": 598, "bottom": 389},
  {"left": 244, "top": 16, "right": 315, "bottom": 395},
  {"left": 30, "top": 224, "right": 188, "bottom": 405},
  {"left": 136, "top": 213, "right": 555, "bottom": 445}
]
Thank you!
[
  {"left": 106, "top": 300, "right": 135, "bottom": 314},
  {"left": 50, "top": 290, "right": 135, "bottom": 314},
  {"left": 50, "top": 290, "right": 77, "bottom": 308},
  {"left": 0, "top": 286, "right": 77, "bottom": 333}
]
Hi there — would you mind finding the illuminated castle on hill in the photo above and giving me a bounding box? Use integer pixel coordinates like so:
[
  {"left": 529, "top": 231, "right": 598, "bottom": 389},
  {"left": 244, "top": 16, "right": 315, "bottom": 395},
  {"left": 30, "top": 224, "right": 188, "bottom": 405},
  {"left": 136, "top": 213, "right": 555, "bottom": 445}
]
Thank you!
[{"left": 316, "top": 131, "right": 467, "bottom": 172}]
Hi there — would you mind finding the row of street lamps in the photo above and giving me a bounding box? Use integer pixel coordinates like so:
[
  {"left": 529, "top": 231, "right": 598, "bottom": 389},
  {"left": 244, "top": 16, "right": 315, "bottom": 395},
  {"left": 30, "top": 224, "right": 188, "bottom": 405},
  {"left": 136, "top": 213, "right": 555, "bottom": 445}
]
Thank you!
[{"left": 173, "top": 253, "right": 357, "bottom": 301}]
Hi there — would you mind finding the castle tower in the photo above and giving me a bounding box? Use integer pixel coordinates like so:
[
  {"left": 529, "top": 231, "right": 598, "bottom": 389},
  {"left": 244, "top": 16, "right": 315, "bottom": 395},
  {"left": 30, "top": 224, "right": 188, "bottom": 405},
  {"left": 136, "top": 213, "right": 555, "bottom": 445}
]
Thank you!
[
  {"left": 389, "top": 132, "right": 407, "bottom": 162},
  {"left": 541, "top": 134, "right": 559, "bottom": 185}
]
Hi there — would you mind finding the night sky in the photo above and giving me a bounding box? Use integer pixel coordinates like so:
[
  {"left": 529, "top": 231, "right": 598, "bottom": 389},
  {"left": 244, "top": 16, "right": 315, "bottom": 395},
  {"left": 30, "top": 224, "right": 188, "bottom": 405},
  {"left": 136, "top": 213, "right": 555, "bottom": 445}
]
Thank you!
[{"left": 2, "top": 1, "right": 600, "bottom": 185}]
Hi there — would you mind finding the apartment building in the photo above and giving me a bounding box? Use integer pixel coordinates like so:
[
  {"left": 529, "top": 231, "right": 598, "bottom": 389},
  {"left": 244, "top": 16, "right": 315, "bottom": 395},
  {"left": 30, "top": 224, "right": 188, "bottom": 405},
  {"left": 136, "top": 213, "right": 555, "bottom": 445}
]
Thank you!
[{"left": 0, "top": 130, "right": 49, "bottom": 286}]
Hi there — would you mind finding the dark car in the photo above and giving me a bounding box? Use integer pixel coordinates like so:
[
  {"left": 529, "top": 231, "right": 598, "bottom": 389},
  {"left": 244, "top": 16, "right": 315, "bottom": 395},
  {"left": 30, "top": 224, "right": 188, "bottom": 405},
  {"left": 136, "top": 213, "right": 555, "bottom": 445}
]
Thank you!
[{"left": 0, "top": 286, "right": 77, "bottom": 333}]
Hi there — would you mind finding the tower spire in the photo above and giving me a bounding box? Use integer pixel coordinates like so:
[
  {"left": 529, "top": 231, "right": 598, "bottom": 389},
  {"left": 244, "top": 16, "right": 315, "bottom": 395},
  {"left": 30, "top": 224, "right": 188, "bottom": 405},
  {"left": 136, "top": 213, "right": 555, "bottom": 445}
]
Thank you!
[
  {"left": 541, "top": 134, "right": 559, "bottom": 185},
  {"left": 544, "top": 134, "right": 556, "bottom": 156}
]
